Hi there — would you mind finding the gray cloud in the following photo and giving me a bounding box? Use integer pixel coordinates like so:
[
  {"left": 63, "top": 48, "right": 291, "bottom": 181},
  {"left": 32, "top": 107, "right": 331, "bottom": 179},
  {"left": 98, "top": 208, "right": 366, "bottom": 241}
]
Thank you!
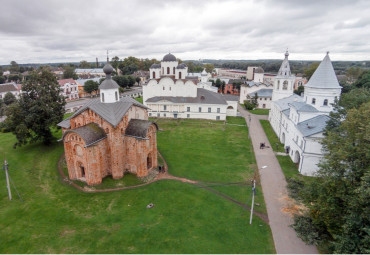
[{"left": 0, "top": 0, "right": 369, "bottom": 64}]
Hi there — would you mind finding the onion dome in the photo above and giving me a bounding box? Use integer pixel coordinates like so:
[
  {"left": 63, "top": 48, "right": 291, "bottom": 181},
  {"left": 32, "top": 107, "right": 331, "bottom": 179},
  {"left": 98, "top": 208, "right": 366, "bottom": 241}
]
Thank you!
[
  {"left": 99, "top": 62, "right": 119, "bottom": 90},
  {"left": 150, "top": 63, "right": 161, "bottom": 69},
  {"left": 255, "top": 67, "right": 264, "bottom": 73},
  {"left": 176, "top": 63, "right": 187, "bottom": 69},
  {"left": 163, "top": 53, "right": 177, "bottom": 62}
]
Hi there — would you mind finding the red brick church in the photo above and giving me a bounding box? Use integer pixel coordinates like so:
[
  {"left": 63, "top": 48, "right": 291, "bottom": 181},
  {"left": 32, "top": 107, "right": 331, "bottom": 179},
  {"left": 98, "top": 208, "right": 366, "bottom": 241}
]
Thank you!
[{"left": 58, "top": 61, "right": 158, "bottom": 185}]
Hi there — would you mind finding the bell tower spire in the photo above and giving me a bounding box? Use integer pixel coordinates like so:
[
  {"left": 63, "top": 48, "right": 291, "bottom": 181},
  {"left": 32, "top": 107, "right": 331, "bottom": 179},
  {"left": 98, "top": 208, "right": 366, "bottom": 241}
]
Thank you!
[{"left": 272, "top": 50, "right": 295, "bottom": 101}]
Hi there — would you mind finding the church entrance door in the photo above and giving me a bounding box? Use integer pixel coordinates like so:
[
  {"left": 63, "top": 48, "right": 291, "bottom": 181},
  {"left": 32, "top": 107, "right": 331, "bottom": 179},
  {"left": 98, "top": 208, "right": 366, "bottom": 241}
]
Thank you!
[
  {"left": 147, "top": 153, "right": 152, "bottom": 169},
  {"left": 77, "top": 162, "right": 85, "bottom": 177}
]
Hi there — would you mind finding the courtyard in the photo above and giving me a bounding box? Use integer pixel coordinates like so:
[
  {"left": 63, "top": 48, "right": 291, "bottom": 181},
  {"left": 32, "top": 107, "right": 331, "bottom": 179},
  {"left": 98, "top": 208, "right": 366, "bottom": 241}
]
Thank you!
[{"left": 0, "top": 117, "right": 275, "bottom": 253}]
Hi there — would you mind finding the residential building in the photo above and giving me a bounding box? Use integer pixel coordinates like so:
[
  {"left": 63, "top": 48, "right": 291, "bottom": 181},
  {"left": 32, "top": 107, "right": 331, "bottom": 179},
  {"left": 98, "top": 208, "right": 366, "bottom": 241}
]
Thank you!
[
  {"left": 0, "top": 83, "right": 20, "bottom": 99},
  {"left": 58, "top": 79, "right": 80, "bottom": 101}
]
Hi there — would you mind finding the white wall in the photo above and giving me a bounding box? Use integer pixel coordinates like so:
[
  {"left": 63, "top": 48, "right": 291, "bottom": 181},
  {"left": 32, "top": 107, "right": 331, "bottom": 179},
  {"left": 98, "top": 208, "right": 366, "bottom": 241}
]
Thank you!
[
  {"left": 304, "top": 87, "right": 341, "bottom": 113},
  {"left": 100, "top": 88, "right": 119, "bottom": 103}
]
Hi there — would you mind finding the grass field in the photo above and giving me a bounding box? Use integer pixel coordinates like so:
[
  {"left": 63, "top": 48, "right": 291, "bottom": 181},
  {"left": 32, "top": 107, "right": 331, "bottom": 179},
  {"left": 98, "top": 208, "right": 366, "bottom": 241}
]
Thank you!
[
  {"left": 134, "top": 97, "right": 143, "bottom": 103},
  {"left": 249, "top": 109, "right": 270, "bottom": 115},
  {"left": 259, "top": 120, "right": 285, "bottom": 153},
  {"left": 0, "top": 117, "right": 275, "bottom": 253}
]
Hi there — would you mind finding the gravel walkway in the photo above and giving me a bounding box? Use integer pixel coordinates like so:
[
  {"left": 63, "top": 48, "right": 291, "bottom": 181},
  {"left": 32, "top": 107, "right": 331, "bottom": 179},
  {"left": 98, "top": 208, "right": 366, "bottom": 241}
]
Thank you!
[{"left": 238, "top": 105, "right": 318, "bottom": 254}]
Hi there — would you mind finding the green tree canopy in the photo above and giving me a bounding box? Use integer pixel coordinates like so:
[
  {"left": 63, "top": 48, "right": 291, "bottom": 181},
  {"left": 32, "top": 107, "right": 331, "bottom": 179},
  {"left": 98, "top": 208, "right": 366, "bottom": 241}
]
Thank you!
[
  {"left": 3, "top": 92, "right": 17, "bottom": 106},
  {"left": 294, "top": 85, "right": 304, "bottom": 95},
  {"left": 303, "top": 62, "right": 320, "bottom": 80},
  {"left": 204, "top": 64, "right": 215, "bottom": 73},
  {"left": 111, "top": 56, "right": 120, "bottom": 73},
  {"left": 79, "top": 60, "right": 92, "bottom": 68},
  {"left": 293, "top": 101, "right": 370, "bottom": 253},
  {"left": 5, "top": 68, "right": 66, "bottom": 147},
  {"left": 353, "top": 70, "right": 370, "bottom": 89},
  {"left": 10, "top": 61, "right": 19, "bottom": 73},
  {"left": 0, "top": 76, "right": 5, "bottom": 84},
  {"left": 83, "top": 80, "right": 99, "bottom": 95},
  {"left": 63, "top": 66, "right": 78, "bottom": 79}
]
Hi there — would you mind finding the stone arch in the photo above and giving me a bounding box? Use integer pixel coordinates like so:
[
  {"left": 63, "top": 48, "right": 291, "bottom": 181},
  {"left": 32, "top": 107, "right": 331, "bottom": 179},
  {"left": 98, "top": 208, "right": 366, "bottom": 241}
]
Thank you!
[
  {"left": 281, "top": 132, "right": 285, "bottom": 144},
  {"left": 147, "top": 152, "right": 153, "bottom": 169},
  {"left": 283, "top": 80, "right": 288, "bottom": 90},
  {"left": 76, "top": 161, "right": 85, "bottom": 178},
  {"left": 294, "top": 151, "right": 301, "bottom": 165}
]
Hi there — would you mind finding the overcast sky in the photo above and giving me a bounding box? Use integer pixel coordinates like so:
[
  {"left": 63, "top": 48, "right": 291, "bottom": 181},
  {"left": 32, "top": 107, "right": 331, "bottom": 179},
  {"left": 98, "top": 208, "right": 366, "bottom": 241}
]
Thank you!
[{"left": 1, "top": 0, "right": 370, "bottom": 65}]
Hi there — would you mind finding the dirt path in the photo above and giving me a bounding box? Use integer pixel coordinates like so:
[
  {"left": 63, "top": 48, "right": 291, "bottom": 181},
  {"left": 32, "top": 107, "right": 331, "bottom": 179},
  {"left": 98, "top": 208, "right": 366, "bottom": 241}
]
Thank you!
[{"left": 238, "top": 105, "right": 318, "bottom": 254}]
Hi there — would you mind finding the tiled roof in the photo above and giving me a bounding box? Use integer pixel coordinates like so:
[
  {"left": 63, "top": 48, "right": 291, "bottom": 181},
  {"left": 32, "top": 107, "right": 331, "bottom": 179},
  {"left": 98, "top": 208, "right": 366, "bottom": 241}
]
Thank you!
[
  {"left": 58, "top": 79, "right": 76, "bottom": 86},
  {"left": 125, "top": 119, "right": 158, "bottom": 139},
  {"left": 244, "top": 81, "right": 272, "bottom": 87},
  {"left": 62, "top": 123, "right": 107, "bottom": 147},
  {"left": 297, "top": 115, "right": 330, "bottom": 137},
  {"left": 146, "top": 88, "right": 227, "bottom": 105},
  {"left": 221, "top": 94, "right": 239, "bottom": 101},
  {"left": 305, "top": 53, "right": 342, "bottom": 89},
  {"left": 0, "top": 84, "right": 17, "bottom": 93},
  {"left": 58, "top": 97, "right": 148, "bottom": 129},
  {"left": 75, "top": 68, "right": 104, "bottom": 74}
]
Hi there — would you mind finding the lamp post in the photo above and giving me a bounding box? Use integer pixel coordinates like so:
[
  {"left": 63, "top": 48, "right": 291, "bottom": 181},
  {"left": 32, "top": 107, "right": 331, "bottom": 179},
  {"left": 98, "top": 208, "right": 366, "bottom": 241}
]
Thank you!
[{"left": 250, "top": 165, "right": 267, "bottom": 224}]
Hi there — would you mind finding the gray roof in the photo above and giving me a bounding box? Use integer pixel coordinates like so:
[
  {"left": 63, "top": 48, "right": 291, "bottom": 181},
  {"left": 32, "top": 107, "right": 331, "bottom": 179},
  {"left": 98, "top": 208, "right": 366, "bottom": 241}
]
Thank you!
[
  {"left": 297, "top": 115, "right": 330, "bottom": 137},
  {"left": 146, "top": 88, "right": 227, "bottom": 105},
  {"left": 176, "top": 63, "right": 187, "bottom": 69},
  {"left": 58, "top": 97, "right": 148, "bottom": 129},
  {"left": 163, "top": 53, "right": 177, "bottom": 62},
  {"left": 150, "top": 63, "right": 161, "bottom": 69},
  {"left": 62, "top": 123, "right": 107, "bottom": 147},
  {"left": 99, "top": 62, "right": 119, "bottom": 90},
  {"left": 75, "top": 68, "right": 104, "bottom": 74},
  {"left": 274, "top": 94, "right": 304, "bottom": 111},
  {"left": 125, "top": 119, "right": 158, "bottom": 139},
  {"left": 255, "top": 67, "right": 264, "bottom": 73},
  {"left": 289, "top": 101, "right": 318, "bottom": 112},
  {"left": 282, "top": 108, "right": 290, "bottom": 117},
  {"left": 221, "top": 94, "right": 239, "bottom": 101},
  {"left": 248, "top": 88, "right": 273, "bottom": 97},
  {"left": 76, "top": 78, "right": 101, "bottom": 86},
  {"left": 244, "top": 81, "right": 272, "bottom": 87},
  {"left": 305, "top": 53, "right": 342, "bottom": 89},
  {"left": 0, "top": 84, "right": 17, "bottom": 93}
]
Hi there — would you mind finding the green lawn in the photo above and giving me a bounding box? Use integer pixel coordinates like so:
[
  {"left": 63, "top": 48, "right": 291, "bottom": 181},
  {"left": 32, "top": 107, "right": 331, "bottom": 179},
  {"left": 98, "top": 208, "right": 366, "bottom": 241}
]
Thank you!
[
  {"left": 259, "top": 120, "right": 285, "bottom": 153},
  {"left": 134, "top": 97, "right": 143, "bottom": 103},
  {"left": 0, "top": 117, "right": 275, "bottom": 253},
  {"left": 249, "top": 109, "right": 270, "bottom": 115}
]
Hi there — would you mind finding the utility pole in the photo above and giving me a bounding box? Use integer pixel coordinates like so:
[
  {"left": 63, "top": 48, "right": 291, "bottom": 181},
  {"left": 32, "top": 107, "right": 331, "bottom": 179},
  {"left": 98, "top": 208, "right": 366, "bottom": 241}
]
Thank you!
[
  {"left": 249, "top": 179, "right": 256, "bottom": 224},
  {"left": 3, "top": 159, "right": 12, "bottom": 200}
]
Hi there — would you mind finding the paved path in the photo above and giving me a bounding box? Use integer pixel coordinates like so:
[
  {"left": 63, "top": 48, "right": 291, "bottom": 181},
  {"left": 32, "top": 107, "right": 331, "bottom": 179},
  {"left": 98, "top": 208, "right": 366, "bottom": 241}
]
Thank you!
[{"left": 238, "top": 105, "right": 317, "bottom": 254}]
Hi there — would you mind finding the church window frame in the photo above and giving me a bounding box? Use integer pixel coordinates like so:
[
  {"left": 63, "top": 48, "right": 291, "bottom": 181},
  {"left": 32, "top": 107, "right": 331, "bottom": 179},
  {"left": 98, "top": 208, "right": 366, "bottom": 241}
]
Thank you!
[
  {"left": 173, "top": 67, "right": 175, "bottom": 74},
  {"left": 323, "top": 99, "right": 328, "bottom": 106},
  {"left": 312, "top": 98, "right": 316, "bottom": 105},
  {"left": 187, "top": 107, "right": 190, "bottom": 112},
  {"left": 277, "top": 80, "right": 280, "bottom": 89},
  {"left": 199, "top": 107, "right": 202, "bottom": 112},
  {"left": 179, "top": 72, "right": 182, "bottom": 79},
  {"left": 208, "top": 107, "right": 211, "bottom": 113},
  {"left": 152, "top": 71, "right": 156, "bottom": 79},
  {"left": 283, "top": 80, "right": 288, "bottom": 90},
  {"left": 164, "top": 105, "right": 167, "bottom": 111},
  {"left": 115, "top": 91, "right": 118, "bottom": 101},
  {"left": 167, "top": 67, "right": 170, "bottom": 74},
  {"left": 102, "top": 93, "right": 105, "bottom": 102}
]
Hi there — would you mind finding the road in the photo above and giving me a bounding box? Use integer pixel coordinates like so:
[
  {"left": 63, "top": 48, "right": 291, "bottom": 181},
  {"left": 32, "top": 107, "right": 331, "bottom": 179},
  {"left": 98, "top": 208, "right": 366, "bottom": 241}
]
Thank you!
[{"left": 238, "top": 105, "right": 318, "bottom": 254}]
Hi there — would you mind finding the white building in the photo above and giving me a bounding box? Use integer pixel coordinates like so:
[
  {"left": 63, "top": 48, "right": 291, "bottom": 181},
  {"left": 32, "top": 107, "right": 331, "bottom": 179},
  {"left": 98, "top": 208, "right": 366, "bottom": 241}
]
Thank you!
[
  {"left": 75, "top": 68, "right": 105, "bottom": 78},
  {"left": 143, "top": 53, "right": 238, "bottom": 120},
  {"left": 58, "top": 79, "right": 80, "bottom": 101},
  {"left": 239, "top": 81, "right": 273, "bottom": 105},
  {"left": 269, "top": 52, "right": 342, "bottom": 176},
  {"left": 0, "top": 83, "right": 20, "bottom": 99}
]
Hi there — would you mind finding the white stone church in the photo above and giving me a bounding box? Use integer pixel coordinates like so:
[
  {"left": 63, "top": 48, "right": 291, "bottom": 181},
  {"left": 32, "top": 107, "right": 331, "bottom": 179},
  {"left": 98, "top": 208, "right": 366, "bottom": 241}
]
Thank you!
[
  {"left": 269, "top": 52, "right": 342, "bottom": 176},
  {"left": 143, "top": 53, "right": 238, "bottom": 120}
]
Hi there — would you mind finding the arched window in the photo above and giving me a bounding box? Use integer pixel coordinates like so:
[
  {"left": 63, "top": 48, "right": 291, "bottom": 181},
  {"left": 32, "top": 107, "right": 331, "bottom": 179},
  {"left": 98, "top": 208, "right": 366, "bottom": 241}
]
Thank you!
[
  {"left": 312, "top": 98, "right": 316, "bottom": 105},
  {"left": 323, "top": 99, "right": 328, "bottom": 106},
  {"left": 173, "top": 67, "right": 175, "bottom": 74},
  {"left": 167, "top": 67, "right": 170, "bottom": 74},
  {"left": 102, "top": 93, "right": 105, "bottom": 102},
  {"left": 162, "top": 67, "right": 164, "bottom": 74},
  {"left": 115, "top": 91, "right": 118, "bottom": 101},
  {"left": 163, "top": 87, "right": 165, "bottom": 90},
  {"left": 277, "top": 80, "right": 280, "bottom": 89},
  {"left": 153, "top": 71, "right": 156, "bottom": 79},
  {"left": 179, "top": 72, "right": 182, "bottom": 79},
  {"left": 283, "top": 80, "right": 288, "bottom": 90}
]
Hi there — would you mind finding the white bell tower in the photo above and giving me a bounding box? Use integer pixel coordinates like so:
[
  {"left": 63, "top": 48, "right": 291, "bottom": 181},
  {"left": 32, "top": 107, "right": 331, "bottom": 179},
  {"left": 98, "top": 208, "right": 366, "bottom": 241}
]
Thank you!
[
  {"left": 272, "top": 50, "right": 295, "bottom": 101},
  {"left": 98, "top": 57, "right": 120, "bottom": 103}
]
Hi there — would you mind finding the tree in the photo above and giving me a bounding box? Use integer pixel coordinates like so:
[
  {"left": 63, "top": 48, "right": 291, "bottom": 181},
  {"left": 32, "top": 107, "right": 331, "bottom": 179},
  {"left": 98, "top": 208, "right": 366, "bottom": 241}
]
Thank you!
[
  {"left": 252, "top": 92, "right": 258, "bottom": 107},
  {"left": 3, "top": 92, "right": 16, "bottom": 106},
  {"left": 79, "top": 60, "right": 91, "bottom": 68},
  {"left": 127, "top": 76, "right": 136, "bottom": 87},
  {"left": 204, "top": 63, "right": 215, "bottom": 73},
  {"left": 113, "top": 75, "right": 128, "bottom": 88},
  {"left": 0, "top": 98, "right": 4, "bottom": 117},
  {"left": 293, "top": 102, "right": 370, "bottom": 253},
  {"left": 8, "top": 74, "right": 21, "bottom": 82},
  {"left": 353, "top": 70, "right": 370, "bottom": 89},
  {"left": 0, "top": 76, "right": 5, "bottom": 84},
  {"left": 83, "top": 80, "right": 99, "bottom": 96},
  {"left": 135, "top": 77, "right": 141, "bottom": 85},
  {"left": 303, "top": 62, "right": 320, "bottom": 80},
  {"left": 111, "top": 56, "right": 120, "bottom": 74},
  {"left": 5, "top": 68, "right": 66, "bottom": 147},
  {"left": 10, "top": 61, "right": 19, "bottom": 73},
  {"left": 63, "top": 66, "right": 78, "bottom": 79},
  {"left": 215, "top": 78, "right": 221, "bottom": 88},
  {"left": 294, "top": 85, "right": 304, "bottom": 95}
]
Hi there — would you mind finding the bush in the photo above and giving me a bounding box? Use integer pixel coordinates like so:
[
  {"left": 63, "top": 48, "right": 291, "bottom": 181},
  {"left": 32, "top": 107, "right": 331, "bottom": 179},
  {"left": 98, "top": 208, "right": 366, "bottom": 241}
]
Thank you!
[
  {"left": 286, "top": 177, "right": 305, "bottom": 201},
  {"left": 244, "top": 100, "right": 255, "bottom": 110},
  {"left": 291, "top": 215, "right": 322, "bottom": 246}
]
